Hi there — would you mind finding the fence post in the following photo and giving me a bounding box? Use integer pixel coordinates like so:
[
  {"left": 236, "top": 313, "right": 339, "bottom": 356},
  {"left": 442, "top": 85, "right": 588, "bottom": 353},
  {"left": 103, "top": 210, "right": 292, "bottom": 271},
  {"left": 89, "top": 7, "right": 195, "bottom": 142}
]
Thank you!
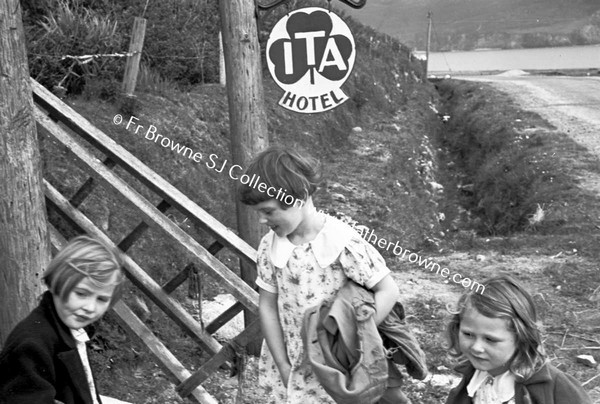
[
  {"left": 121, "top": 17, "right": 146, "bottom": 111},
  {"left": 219, "top": 31, "right": 226, "bottom": 86}
]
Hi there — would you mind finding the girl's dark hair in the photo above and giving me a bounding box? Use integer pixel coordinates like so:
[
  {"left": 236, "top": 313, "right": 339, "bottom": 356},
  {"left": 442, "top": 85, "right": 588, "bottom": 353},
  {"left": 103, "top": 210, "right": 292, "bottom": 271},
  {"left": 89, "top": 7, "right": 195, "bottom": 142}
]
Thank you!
[
  {"left": 238, "top": 145, "right": 321, "bottom": 209},
  {"left": 446, "top": 275, "right": 545, "bottom": 380}
]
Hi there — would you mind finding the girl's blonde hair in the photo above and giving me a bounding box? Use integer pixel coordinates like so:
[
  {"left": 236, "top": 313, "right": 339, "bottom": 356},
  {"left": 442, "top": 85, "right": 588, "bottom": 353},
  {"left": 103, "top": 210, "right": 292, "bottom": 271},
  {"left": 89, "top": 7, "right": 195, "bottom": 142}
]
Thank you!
[
  {"left": 446, "top": 275, "right": 545, "bottom": 380},
  {"left": 238, "top": 145, "right": 321, "bottom": 209},
  {"left": 43, "top": 235, "right": 125, "bottom": 307}
]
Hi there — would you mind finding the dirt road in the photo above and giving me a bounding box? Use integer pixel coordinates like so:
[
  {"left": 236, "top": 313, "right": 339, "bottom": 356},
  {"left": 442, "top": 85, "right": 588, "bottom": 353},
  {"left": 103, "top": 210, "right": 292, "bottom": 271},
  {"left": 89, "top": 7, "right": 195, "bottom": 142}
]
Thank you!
[
  {"left": 457, "top": 73, "right": 600, "bottom": 153},
  {"left": 457, "top": 73, "right": 600, "bottom": 193}
]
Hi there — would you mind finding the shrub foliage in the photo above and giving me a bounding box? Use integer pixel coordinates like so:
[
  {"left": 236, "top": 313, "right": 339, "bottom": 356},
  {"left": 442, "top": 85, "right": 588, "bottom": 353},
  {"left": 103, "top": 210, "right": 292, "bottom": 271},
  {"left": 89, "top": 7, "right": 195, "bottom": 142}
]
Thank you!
[
  {"left": 25, "top": 0, "right": 124, "bottom": 95},
  {"left": 436, "top": 80, "right": 570, "bottom": 235},
  {"left": 23, "top": 0, "right": 221, "bottom": 96}
]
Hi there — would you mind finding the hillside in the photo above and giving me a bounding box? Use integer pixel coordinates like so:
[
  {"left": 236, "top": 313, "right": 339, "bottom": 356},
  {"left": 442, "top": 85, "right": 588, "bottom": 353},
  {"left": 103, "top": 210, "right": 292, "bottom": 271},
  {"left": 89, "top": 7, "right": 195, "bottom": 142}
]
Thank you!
[
  {"left": 26, "top": 1, "right": 600, "bottom": 403},
  {"left": 337, "top": 0, "right": 600, "bottom": 50}
]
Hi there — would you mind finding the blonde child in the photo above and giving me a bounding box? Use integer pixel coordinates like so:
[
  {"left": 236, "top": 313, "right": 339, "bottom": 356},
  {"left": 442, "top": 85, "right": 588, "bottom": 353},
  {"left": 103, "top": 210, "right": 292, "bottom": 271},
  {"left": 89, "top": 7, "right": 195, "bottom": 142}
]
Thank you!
[
  {"left": 445, "top": 275, "right": 592, "bottom": 404},
  {"left": 239, "top": 146, "right": 405, "bottom": 404},
  {"left": 0, "top": 235, "right": 131, "bottom": 404}
]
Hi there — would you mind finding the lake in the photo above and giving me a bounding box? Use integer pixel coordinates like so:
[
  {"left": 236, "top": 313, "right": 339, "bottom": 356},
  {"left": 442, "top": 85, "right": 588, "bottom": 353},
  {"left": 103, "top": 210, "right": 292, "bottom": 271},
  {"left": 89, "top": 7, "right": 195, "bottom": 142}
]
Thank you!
[{"left": 419, "top": 45, "right": 600, "bottom": 75}]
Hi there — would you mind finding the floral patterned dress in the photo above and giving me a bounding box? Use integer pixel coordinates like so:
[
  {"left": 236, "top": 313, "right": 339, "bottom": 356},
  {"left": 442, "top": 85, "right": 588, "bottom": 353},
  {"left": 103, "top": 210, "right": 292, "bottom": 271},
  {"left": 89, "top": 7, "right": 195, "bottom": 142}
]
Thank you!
[{"left": 255, "top": 215, "right": 391, "bottom": 404}]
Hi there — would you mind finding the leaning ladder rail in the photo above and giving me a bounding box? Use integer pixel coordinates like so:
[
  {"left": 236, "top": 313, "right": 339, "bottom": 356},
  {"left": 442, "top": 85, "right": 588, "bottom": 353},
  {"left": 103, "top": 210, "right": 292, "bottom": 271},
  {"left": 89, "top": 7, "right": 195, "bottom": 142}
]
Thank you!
[{"left": 33, "top": 78, "right": 260, "bottom": 403}]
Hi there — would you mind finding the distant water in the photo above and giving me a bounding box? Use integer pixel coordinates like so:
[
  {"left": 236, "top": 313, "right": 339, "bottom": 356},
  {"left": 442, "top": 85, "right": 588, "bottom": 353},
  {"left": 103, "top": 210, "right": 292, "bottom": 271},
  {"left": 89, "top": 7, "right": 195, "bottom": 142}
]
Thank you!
[{"left": 422, "top": 45, "right": 600, "bottom": 74}]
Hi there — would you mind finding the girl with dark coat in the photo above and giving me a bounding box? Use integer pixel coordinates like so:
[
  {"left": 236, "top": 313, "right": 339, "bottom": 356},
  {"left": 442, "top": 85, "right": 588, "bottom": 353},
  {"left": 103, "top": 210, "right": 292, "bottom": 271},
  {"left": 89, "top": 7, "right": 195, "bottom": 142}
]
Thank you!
[
  {"left": 0, "top": 235, "right": 130, "bottom": 404},
  {"left": 445, "top": 275, "right": 592, "bottom": 404}
]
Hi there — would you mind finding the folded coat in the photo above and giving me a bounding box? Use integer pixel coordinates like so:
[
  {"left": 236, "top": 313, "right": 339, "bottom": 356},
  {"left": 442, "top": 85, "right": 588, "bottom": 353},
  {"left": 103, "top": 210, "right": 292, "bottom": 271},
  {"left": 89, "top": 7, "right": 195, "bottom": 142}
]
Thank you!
[{"left": 302, "top": 281, "right": 428, "bottom": 404}]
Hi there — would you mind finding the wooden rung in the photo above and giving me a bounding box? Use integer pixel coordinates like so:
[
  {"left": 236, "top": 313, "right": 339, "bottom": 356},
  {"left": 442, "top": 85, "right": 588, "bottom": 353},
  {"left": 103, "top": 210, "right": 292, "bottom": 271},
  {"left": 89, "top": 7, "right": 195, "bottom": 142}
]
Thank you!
[
  {"left": 35, "top": 107, "right": 258, "bottom": 315},
  {"left": 70, "top": 157, "right": 117, "bottom": 208},
  {"left": 32, "top": 78, "right": 257, "bottom": 267},
  {"left": 46, "top": 195, "right": 85, "bottom": 235},
  {"left": 118, "top": 199, "right": 171, "bottom": 252},
  {"left": 177, "top": 320, "right": 261, "bottom": 398},
  {"left": 207, "top": 240, "right": 224, "bottom": 255},
  {"left": 162, "top": 263, "right": 194, "bottom": 294},
  {"left": 112, "top": 301, "right": 218, "bottom": 404},
  {"left": 43, "top": 179, "right": 224, "bottom": 356},
  {"left": 205, "top": 302, "right": 244, "bottom": 335}
]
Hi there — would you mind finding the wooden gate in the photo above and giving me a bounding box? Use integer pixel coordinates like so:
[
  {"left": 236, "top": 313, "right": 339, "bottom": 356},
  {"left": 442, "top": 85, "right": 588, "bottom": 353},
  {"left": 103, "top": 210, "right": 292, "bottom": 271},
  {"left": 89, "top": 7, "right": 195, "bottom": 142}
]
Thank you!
[{"left": 32, "top": 78, "right": 261, "bottom": 403}]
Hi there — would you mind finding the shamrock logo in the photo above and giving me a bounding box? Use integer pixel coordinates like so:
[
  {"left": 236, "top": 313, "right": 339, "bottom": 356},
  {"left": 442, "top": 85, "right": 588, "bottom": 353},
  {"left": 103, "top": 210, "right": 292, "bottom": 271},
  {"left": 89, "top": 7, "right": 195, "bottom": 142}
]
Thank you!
[{"left": 268, "top": 9, "right": 353, "bottom": 85}]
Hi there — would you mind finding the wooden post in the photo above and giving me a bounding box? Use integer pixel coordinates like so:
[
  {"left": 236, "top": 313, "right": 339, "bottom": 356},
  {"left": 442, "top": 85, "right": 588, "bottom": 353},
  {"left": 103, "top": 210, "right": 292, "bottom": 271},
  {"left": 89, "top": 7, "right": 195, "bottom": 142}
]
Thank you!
[
  {"left": 0, "top": 0, "right": 51, "bottom": 346},
  {"left": 219, "top": 0, "right": 268, "bottom": 355},
  {"left": 219, "top": 31, "right": 226, "bottom": 86},
  {"left": 425, "top": 11, "right": 432, "bottom": 78},
  {"left": 121, "top": 17, "right": 146, "bottom": 110}
]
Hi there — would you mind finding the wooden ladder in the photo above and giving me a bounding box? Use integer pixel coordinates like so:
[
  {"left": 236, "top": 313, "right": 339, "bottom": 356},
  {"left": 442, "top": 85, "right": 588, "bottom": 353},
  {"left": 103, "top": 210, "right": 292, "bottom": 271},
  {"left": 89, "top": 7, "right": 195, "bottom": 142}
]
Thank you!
[{"left": 32, "top": 79, "right": 260, "bottom": 403}]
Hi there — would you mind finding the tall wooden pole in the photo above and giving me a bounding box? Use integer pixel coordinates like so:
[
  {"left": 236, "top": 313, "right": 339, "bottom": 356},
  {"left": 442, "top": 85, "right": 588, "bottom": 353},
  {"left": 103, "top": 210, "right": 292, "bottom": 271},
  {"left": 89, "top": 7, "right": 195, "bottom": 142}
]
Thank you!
[
  {"left": 0, "top": 0, "right": 51, "bottom": 346},
  {"left": 218, "top": 0, "right": 268, "bottom": 355},
  {"left": 425, "top": 11, "right": 432, "bottom": 78}
]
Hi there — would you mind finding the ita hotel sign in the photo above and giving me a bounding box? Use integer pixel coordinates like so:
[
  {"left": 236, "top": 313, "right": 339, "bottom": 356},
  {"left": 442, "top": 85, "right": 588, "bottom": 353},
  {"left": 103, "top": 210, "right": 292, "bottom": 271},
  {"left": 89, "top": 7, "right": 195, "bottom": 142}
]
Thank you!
[{"left": 266, "top": 7, "right": 356, "bottom": 113}]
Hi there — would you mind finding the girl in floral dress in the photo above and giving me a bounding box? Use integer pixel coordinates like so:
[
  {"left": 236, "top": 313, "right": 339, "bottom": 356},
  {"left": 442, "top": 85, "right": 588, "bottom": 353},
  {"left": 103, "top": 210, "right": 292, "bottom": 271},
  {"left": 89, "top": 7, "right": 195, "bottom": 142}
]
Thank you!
[{"left": 239, "top": 146, "right": 401, "bottom": 404}]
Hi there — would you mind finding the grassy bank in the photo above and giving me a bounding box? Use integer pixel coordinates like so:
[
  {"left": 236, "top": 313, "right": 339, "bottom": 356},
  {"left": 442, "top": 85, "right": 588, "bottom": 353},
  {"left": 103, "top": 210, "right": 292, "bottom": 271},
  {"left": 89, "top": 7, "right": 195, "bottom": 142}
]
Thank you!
[{"left": 434, "top": 79, "right": 600, "bottom": 257}]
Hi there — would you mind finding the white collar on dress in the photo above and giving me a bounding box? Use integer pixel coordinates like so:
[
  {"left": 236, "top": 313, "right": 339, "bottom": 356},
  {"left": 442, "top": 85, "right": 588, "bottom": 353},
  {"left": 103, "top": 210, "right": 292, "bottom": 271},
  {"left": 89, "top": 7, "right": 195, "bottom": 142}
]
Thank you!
[
  {"left": 269, "top": 215, "right": 355, "bottom": 269},
  {"left": 466, "top": 368, "right": 516, "bottom": 402}
]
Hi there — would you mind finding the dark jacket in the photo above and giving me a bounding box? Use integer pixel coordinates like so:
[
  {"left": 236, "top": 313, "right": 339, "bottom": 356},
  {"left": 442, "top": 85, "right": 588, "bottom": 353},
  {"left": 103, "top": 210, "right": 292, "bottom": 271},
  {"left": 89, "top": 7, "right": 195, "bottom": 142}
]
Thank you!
[
  {"left": 446, "top": 361, "right": 593, "bottom": 404},
  {"left": 302, "top": 281, "right": 427, "bottom": 404},
  {"left": 0, "top": 291, "right": 102, "bottom": 404}
]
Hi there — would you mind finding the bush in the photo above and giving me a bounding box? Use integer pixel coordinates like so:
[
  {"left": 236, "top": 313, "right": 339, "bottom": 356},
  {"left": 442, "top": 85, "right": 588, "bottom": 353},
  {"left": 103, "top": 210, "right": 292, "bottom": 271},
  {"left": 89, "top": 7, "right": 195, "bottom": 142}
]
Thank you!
[
  {"left": 437, "top": 80, "right": 570, "bottom": 235},
  {"left": 473, "top": 146, "right": 563, "bottom": 234},
  {"left": 24, "top": 0, "right": 222, "bottom": 92},
  {"left": 117, "top": 0, "right": 221, "bottom": 86},
  {"left": 27, "top": 0, "right": 125, "bottom": 95}
]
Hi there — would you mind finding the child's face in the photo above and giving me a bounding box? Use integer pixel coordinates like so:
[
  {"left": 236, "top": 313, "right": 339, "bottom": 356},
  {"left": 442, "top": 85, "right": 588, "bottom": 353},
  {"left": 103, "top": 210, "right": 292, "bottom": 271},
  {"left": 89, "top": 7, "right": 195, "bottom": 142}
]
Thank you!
[
  {"left": 253, "top": 199, "right": 304, "bottom": 238},
  {"left": 53, "top": 274, "right": 117, "bottom": 329},
  {"left": 458, "top": 306, "right": 517, "bottom": 376}
]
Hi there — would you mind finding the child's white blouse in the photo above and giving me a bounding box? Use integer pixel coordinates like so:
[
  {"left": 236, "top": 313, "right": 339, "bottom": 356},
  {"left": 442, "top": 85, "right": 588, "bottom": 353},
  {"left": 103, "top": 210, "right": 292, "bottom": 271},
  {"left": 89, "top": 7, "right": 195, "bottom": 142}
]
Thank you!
[
  {"left": 71, "top": 328, "right": 100, "bottom": 404},
  {"left": 466, "top": 369, "right": 517, "bottom": 404}
]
